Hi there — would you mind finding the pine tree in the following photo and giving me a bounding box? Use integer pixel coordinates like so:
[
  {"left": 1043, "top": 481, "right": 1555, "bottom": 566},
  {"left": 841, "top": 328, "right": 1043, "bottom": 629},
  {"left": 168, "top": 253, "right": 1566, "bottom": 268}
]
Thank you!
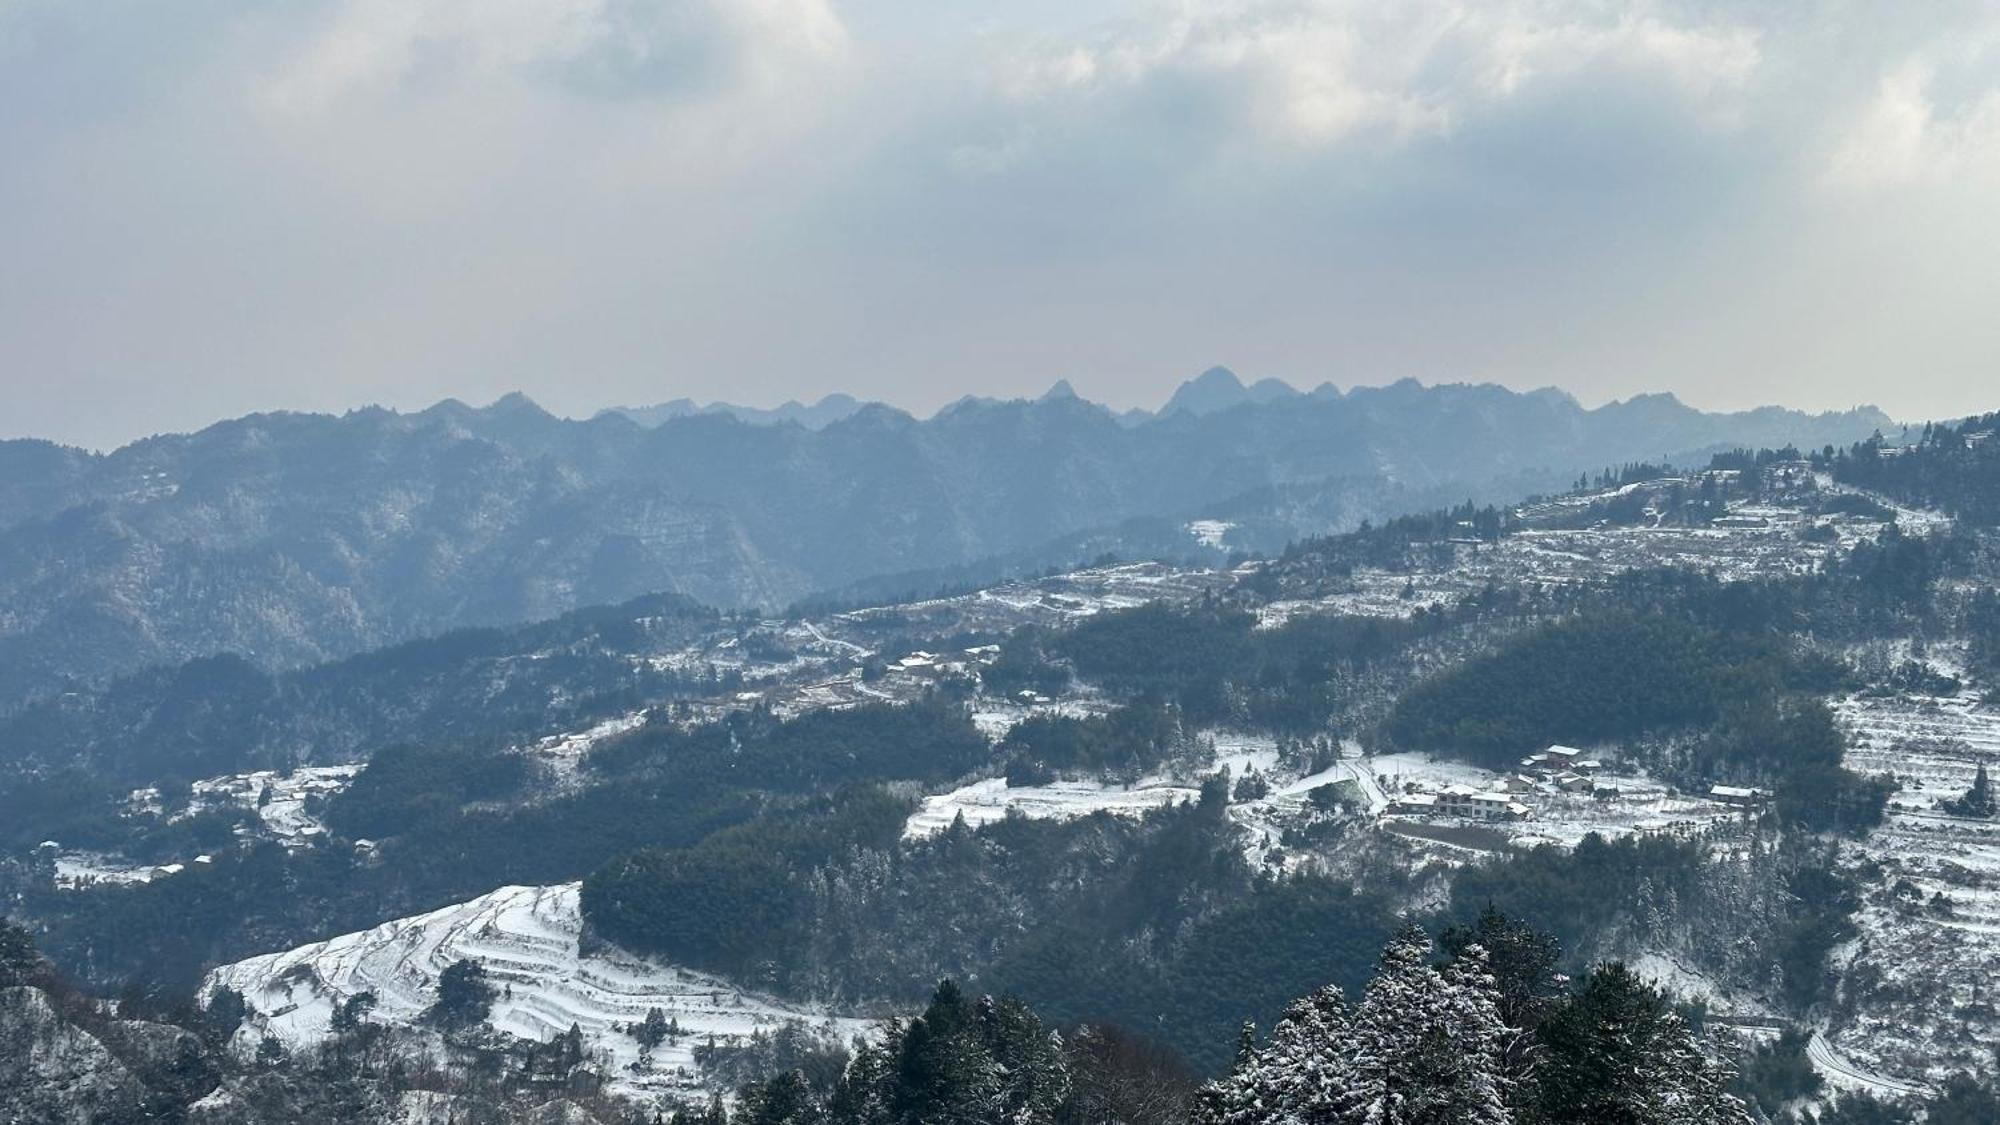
[
  {"left": 1260, "top": 985, "right": 1354, "bottom": 1124},
  {"left": 670, "top": 1097, "right": 729, "bottom": 1125},
  {"left": 1946, "top": 763, "right": 1994, "bottom": 818},
  {"left": 1534, "top": 963, "right": 1751, "bottom": 1125},
  {"left": 893, "top": 981, "right": 1001, "bottom": 1124},
  {"left": 1193, "top": 1023, "right": 1266, "bottom": 1125},
  {"left": 741, "top": 1070, "right": 821, "bottom": 1125},
  {"left": 635, "top": 1006, "right": 671, "bottom": 1050},
  {"left": 1341, "top": 925, "right": 1512, "bottom": 1125},
  {"left": 429, "top": 958, "right": 495, "bottom": 1030},
  {"left": 978, "top": 994, "right": 1069, "bottom": 1125},
  {"left": 1435, "top": 947, "right": 1515, "bottom": 1119},
  {"left": 1196, "top": 985, "right": 1356, "bottom": 1125},
  {"left": 828, "top": 1035, "right": 896, "bottom": 1125}
]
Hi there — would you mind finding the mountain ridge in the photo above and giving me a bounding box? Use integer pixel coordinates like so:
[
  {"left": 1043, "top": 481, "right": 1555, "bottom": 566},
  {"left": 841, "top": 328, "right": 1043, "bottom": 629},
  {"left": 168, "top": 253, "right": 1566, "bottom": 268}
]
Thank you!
[{"left": 0, "top": 376, "right": 1900, "bottom": 710}]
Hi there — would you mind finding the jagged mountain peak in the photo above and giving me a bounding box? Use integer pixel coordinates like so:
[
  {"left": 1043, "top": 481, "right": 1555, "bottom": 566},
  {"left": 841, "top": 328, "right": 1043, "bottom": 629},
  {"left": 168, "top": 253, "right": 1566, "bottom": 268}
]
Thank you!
[{"left": 1160, "top": 366, "right": 1301, "bottom": 417}]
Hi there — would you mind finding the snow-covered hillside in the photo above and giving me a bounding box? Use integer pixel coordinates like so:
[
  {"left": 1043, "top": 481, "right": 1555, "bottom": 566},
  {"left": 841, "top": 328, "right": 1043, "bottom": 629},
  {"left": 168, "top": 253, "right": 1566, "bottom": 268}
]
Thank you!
[
  {"left": 903, "top": 776, "right": 1203, "bottom": 838},
  {"left": 1824, "top": 682, "right": 2000, "bottom": 1086},
  {"left": 206, "top": 883, "right": 873, "bottom": 1096}
]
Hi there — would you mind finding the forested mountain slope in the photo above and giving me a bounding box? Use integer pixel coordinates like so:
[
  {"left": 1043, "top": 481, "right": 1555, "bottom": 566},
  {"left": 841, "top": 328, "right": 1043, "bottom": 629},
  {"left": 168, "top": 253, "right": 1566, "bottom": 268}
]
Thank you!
[{"left": 0, "top": 376, "right": 1890, "bottom": 709}]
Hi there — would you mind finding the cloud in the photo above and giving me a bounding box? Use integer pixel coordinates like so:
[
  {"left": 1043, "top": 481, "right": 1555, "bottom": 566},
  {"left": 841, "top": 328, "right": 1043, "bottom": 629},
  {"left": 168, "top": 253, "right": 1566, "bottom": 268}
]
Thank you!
[
  {"left": 1827, "top": 56, "right": 2000, "bottom": 190},
  {"left": 979, "top": 1, "right": 1761, "bottom": 154},
  {"left": 262, "top": 0, "right": 847, "bottom": 114},
  {"left": 2, "top": 0, "right": 2000, "bottom": 449}
]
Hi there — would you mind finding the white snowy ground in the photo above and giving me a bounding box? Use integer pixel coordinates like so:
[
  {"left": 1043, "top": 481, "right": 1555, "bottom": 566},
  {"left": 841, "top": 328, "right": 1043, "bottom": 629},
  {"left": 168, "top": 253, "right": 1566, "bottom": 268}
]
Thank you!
[
  {"left": 188, "top": 763, "right": 363, "bottom": 845},
  {"left": 967, "top": 695, "right": 1119, "bottom": 741},
  {"left": 1186, "top": 520, "right": 1234, "bottom": 549},
  {"left": 1820, "top": 685, "right": 2000, "bottom": 1088},
  {"left": 52, "top": 853, "right": 158, "bottom": 888},
  {"left": 903, "top": 777, "right": 1204, "bottom": 839},
  {"left": 522, "top": 713, "right": 649, "bottom": 782},
  {"left": 1259, "top": 482, "right": 1913, "bottom": 630},
  {"left": 207, "top": 883, "right": 873, "bottom": 1098},
  {"left": 1363, "top": 752, "right": 1743, "bottom": 851},
  {"left": 903, "top": 732, "right": 1290, "bottom": 840}
]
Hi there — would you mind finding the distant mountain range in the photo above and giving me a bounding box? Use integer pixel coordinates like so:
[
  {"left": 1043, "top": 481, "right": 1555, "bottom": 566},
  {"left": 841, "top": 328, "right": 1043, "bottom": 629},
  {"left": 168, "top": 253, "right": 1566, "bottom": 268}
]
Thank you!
[
  {"left": 599, "top": 393, "right": 866, "bottom": 430},
  {"left": 0, "top": 371, "right": 1895, "bottom": 709}
]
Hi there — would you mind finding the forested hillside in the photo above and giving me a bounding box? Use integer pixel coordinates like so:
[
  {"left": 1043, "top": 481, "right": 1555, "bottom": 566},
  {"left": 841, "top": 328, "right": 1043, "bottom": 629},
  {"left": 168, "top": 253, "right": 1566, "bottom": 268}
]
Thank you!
[
  {"left": 0, "top": 593, "right": 717, "bottom": 851},
  {"left": 0, "top": 379, "right": 1891, "bottom": 710}
]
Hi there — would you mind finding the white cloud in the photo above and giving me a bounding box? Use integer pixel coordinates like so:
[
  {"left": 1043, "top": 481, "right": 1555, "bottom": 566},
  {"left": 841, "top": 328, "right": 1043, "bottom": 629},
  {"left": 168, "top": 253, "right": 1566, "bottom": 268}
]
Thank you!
[
  {"left": 262, "top": 0, "right": 847, "bottom": 114},
  {"left": 984, "top": 0, "right": 1761, "bottom": 149},
  {"left": 1827, "top": 58, "right": 2000, "bottom": 190},
  {"left": 6, "top": 0, "right": 2000, "bottom": 448}
]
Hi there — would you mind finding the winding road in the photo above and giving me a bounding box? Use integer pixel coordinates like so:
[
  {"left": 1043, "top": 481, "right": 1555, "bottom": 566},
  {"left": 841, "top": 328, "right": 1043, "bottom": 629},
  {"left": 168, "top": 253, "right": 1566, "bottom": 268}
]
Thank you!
[{"left": 1808, "top": 1031, "right": 1929, "bottom": 1099}]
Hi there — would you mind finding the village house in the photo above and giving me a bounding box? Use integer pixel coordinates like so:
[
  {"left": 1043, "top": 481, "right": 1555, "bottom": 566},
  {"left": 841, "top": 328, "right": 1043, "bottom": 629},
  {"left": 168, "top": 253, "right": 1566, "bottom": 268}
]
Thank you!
[
  {"left": 1710, "top": 784, "right": 1773, "bottom": 808},
  {"left": 1522, "top": 745, "right": 1591, "bottom": 774},
  {"left": 1435, "top": 784, "right": 1530, "bottom": 820}
]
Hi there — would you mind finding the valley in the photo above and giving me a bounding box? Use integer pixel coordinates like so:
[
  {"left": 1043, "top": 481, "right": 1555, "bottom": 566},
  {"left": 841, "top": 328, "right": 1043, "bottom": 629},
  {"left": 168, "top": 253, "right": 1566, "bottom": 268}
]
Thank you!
[{"left": 6, "top": 417, "right": 2000, "bottom": 1124}]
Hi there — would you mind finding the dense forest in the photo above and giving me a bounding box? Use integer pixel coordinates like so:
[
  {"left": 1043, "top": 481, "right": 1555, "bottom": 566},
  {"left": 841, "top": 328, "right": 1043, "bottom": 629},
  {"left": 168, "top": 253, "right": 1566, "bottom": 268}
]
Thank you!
[
  {"left": 993, "top": 602, "right": 1455, "bottom": 733},
  {"left": 14, "top": 907, "right": 2000, "bottom": 1125},
  {"left": 0, "top": 592, "right": 719, "bottom": 850},
  {"left": 1831, "top": 413, "right": 2000, "bottom": 526},
  {"left": 1378, "top": 609, "right": 1890, "bottom": 832}
]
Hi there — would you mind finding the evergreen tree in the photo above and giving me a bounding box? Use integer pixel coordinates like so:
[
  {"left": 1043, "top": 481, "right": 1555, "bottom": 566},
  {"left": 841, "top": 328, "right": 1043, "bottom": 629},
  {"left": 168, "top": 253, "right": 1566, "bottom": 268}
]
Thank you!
[
  {"left": 1194, "top": 1022, "right": 1272, "bottom": 1125},
  {"left": 1533, "top": 964, "right": 1751, "bottom": 1125},
  {"left": 828, "top": 1036, "right": 897, "bottom": 1125},
  {"left": 635, "top": 1006, "right": 671, "bottom": 1050},
  {"left": 0, "top": 918, "right": 45, "bottom": 987},
  {"left": 742, "top": 1070, "right": 822, "bottom": 1125},
  {"left": 1254, "top": 984, "right": 1354, "bottom": 1123},
  {"left": 894, "top": 981, "right": 1000, "bottom": 1124},
  {"left": 1439, "top": 906, "right": 1563, "bottom": 1032},
  {"left": 670, "top": 1095, "right": 731, "bottom": 1125},
  {"left": 1945, "top": 763, "right": 1994, "bottom": 818},
  {"left": 203, "top": 985, "right": 249, "bottom": 1044},
  {"left": 1340, "top": 925, "right": 1512, "bottom": 1125},
  {"left": 978, "top": 994, "right": 1070, "bottom": 1125},
  {"left": 330, "top": 991, "right": 376, "bottom": 1035},
  {"left": 429, "top": 958, "right": 496, "bottom": 1030}
]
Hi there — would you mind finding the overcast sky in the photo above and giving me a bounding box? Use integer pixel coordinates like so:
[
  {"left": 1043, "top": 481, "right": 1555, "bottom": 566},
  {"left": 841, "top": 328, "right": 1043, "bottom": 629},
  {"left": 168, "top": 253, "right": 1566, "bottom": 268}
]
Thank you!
[{"left": 3, "top": 1, "right": 1998, "bottom": 449}]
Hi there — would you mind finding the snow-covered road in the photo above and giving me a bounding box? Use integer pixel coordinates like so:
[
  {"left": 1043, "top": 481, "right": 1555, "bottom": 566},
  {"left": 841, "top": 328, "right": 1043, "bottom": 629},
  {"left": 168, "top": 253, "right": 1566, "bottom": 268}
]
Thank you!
[{"left": 1808, "top": 1031, "right": 1929, "bottom": 1099}]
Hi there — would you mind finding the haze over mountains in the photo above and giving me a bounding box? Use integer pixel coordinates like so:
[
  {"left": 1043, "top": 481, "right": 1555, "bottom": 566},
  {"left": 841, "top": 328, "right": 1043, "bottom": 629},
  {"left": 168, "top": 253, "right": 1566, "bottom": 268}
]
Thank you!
[{"left": 0, "top": 370, "right": 1893, "bottom": 710}]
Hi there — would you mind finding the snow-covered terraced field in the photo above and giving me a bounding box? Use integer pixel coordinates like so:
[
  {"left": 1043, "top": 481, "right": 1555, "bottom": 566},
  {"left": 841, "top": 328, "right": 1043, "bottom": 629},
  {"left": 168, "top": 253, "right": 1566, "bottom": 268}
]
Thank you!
[
  {"left": 52, "top": 852, "right": 159, "bottom": 888},
  {"left": 189, "top": 763, "right": 363, "bottom": 844},
  {"left": 207, "top": 883, "right": 873, "bottom": 1096},
  {"left": 904, "top": 732, "right": 1287, "bottom": 839},
  {"left": 1834, "top": 689, "right": 2000, "bottom": 799},
  {"left": 904, "top": 777, "right": 1203, "bottom": 838},
  {"left": 1264, "top": 482, "right": 1920, "bottom": 628},
  {"left": 1822, "top": 686, "right": 2000, "bottom": 1086},
  {"left": 527, "top": 714, "right": 648, "bottom": 768}
]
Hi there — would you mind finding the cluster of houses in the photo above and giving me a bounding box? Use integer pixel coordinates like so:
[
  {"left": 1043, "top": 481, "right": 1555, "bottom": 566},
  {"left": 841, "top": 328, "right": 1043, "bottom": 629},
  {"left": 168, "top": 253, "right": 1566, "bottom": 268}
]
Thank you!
[
  {"left": 1520, "top": 744, "right": 1604, "bottom": 791},
  {"left": 1389, "top": 785, "right": 1532, "bottom": 821},
  {"left": 752, "top": 643, "right": 1009, "bottom": 718},
  {"left": 1387, "top": 746, "right": 1605, "bottom": 822},
  {"left": 889, "top": 644, "right": 1001, "bottom": 680},
  {"left": 1381, "top": 743, "right": 1777, "bottom": 825}
]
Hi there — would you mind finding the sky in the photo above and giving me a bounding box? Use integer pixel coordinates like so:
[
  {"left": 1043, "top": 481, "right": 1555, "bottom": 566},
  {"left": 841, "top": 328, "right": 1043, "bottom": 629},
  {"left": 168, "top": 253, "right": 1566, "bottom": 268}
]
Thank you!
[{"left": 3, "top": 0, "right": 1998, "bottom": 450}]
